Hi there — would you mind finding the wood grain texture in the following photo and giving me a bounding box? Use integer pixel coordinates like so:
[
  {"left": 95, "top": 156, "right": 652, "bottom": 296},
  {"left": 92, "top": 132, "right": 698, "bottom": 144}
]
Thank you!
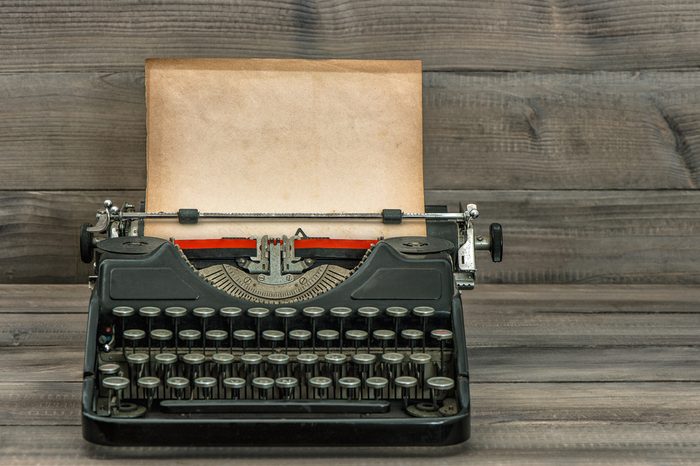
[
  {"left": 4, "top": 70, "right": 700, "bottom": 190},
  {"left": 2, "top": 190, "right": 699, "bottom": 284},
  {"left": 2, "top": 1, "right": 700, "bottom": 72}
]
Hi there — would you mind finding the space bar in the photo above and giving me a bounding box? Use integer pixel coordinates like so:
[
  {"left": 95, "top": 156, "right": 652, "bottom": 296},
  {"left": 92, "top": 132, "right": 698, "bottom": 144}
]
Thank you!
[{"left": 160, "top": 399, "right": 390, "bottom": 414}]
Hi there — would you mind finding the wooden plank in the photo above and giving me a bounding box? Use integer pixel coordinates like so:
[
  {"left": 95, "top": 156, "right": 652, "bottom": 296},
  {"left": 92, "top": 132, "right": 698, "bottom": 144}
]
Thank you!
[
  {"left": 0, "top": 190, "right": 142, "bottom": 283},
  {"left": 426, "top": 190, "right": 700, "bottom": 284},
  {"left": 2, "top": 1, "right": 700, "bottom": 72},
  {"left": 6, "top": 345, "right": 698, "bottom": 383},
  {"left": 4, "top": 70, "right": 700, "bottom": 190},
  {"left": 3, "top": 190, "right": 700, "bottom": 284},
  {"left": 1, "top": 424, "right": 698, "bottom": 464},
  {"left": 3, "top": 381, "right": 699, "bottom": 426},
  {"left": 0, "top": 285, "right": 90, "bottom": 314}
]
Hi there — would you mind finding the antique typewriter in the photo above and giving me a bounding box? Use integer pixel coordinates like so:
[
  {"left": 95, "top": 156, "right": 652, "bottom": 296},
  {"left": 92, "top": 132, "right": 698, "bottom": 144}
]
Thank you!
[{"left": 80, "top": 201, "right": 502, "bottom": 445}]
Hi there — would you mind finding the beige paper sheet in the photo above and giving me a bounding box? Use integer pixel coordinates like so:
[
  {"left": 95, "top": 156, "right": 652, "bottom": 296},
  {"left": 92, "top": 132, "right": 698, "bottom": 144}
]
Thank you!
[{"left": 145, "top": 58, "right": 425, "bottom": 239}]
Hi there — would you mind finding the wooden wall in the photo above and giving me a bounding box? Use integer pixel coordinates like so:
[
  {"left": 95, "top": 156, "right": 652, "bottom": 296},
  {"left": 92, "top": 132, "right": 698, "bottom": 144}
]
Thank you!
[{"left": 1, "top": 1, "right": 699, "bottom": 284}]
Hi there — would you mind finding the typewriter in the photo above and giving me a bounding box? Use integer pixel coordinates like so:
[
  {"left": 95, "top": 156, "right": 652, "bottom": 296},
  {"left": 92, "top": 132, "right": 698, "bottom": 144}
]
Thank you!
[{"left": 80, "top": 201, "right": 502, "bottom": 446}]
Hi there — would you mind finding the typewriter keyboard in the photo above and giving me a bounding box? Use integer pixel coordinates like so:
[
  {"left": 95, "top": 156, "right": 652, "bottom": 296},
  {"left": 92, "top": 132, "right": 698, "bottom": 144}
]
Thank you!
[{"left": 95, "top": 305, "right": 458, "bottom": 419}]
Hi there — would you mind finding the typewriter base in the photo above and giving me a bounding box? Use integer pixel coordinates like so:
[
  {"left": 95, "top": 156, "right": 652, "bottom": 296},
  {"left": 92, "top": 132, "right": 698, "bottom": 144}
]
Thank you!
[{"left": 82, "top": 404, "right": 469, "bottom": 446}]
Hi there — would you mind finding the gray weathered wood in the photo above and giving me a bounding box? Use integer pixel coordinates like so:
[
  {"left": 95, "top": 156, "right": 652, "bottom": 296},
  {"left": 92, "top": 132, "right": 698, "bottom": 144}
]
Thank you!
[
  {"left": 2, "top": 1, "right": 700, "bottom": 72},
  {"left": 2, "top": 190, "right": 699, "bottom": 284},
  {"left": 4, "top": 70, "right": 700, "bottom": 190}
]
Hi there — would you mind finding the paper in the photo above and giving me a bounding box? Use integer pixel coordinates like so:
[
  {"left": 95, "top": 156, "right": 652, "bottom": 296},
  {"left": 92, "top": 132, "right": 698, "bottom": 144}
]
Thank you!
[{"left": 145, "top": 58, "right": 425, "bottom": 239}]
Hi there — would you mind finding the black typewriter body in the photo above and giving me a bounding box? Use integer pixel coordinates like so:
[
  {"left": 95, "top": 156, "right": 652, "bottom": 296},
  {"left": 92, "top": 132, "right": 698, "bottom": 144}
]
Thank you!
[{"left": 80, "top": 203, "right": 502, "bottom": 446}]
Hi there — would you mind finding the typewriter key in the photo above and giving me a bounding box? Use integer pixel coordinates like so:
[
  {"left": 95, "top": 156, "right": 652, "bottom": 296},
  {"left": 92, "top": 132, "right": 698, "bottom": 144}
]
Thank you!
[
  {"left": 233, "top": 329, "right": 256, "bottom": 352},
  {"left": 372, "top": 329, "right": 395, "bottom": 352},
  {"left": 317, "top": 329, "right": 339, "bottom": 352},
  {"left": 352, "top": 353, "right": 376, "bottom": 388},
  {"left": 267, "top": 353, "right": 290, "bottom": 379},
  {"left": 296, "top": 352, "right": 319, "bottom": 395},
  {"left": 358, "top": 307, "right": 380, "bottom": 352},
  {"left": 324, "top": 353, "right": 346, "bottom": 397},
  {"left": 409, "top": 352, "right": 432, "bottom": 397},
  {"left": 252, "top": 376, "right": 275, "bottom": 399},
  {"left": 365, "top": 376, "right": 388, "bottom": 399},
  {"left": 386, "top": 306, "right": 409, "bottom": 351},
  {"left": 381, "top": 352, "right": 404, "bottom": 397},
  {"left": 247, "top": 307, "right": 270, "bottom": 351},
  {"left": 212, "top": 352, "right": 235, "bottom": 395},
  {"left": 150, "top": 329, "right": 173, "bottom": 354},
  {"left": 193, "top": 307, "right": 216, "bottom": 351},
  {"left": 138, "top": 307, "right": 161, "bottom": 358},
  {"left": 262, "top": 329, "right": 285, "bottom": 352},
  {"left": 223, "top": 376, "right": 246, "bottom": 399},
  {"left": 154, "top": 352, "right": 177, "bottom": 394},
  {"left": 137, "top": 376, "right": 160, "bottom": 408},
  {"left": 126, "top": 352, "right": 149, "bottom": 396},
  {"left": 308, "top": 376, "right": 332, "bottom": 399},
  {"left": 430, "top": 329, "right": 453, "bottom": 375},
  {"left": 240, "top": 353, "right": 264, "bottom": 389},
  {"left": 338, "top": 376, "right": 361, "bottom": 400},
  {"left": 182, "top": 352, "right": 206, "bottom": 381},
  {"left": 112, "top": 306, "right": 135, "bottom": 357},
  {"left": 394, "top": 376, "right": 418, "bottom": 409},
  {"left": 194, "top": 376, "right": 217, "bottom": 399},
  {"left": 413, "top": 306, "right": 435, "bottom": 352},
  {"left": 289, "top": 329, "right": 311, "bottom": 352},
  {"left": 345, "top": 329, "right": 368, "bottom": 354},
  {"left": 275, "top": 376, "right": 299, "bottom": 400},
  {"left": 206, "top": 329, "right": 228, "bottom": 355},
  {"left": 123, "top": 328, "right": 145, "bottom": 354},
  {"left": 401, "top": 329, "right": 423, "bottom": 354},
  {"left": 220, "top": 307, "right": 242, "bottom": 352},
  {"left": 302, "top": 307, "right": 326, "bottom": 352},
  {"left": 330, "top": 306, "right": 352, "bottom": 352},
  {"left": 274, "top": 307, "right": 297, "bottom": 353},
  {"left": 102, "top": 376, "right": 130, "bottom": 413},
  {"left": 178, "top": 329, "right": 201, "bottom": 354},
  {"left": 164, "top": 307, "right": 188, "bottom": 355},
  {"left": 166, "top": 376, "right": 189, "bottom": 399},
  {"left": 98, "top": 363, "right": 120, "bottom": 376},
  {"left": 426, "top": 376, "right": 454, "bottom": 410}
]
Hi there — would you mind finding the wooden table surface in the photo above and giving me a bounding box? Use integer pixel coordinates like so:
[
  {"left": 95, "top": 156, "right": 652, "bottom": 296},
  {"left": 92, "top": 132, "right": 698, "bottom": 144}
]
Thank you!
[{"left": 1, "top": 284, "right": 699, "bottom": 465}]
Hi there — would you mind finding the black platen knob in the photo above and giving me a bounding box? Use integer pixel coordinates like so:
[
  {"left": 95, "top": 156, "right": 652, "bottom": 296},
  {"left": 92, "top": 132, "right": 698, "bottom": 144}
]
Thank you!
[
  {"left": 489, "top": 223, "right": 503, "bottom": 262},
  {"left": 80, "top": 223, "right": 94, "bottom": 263}
]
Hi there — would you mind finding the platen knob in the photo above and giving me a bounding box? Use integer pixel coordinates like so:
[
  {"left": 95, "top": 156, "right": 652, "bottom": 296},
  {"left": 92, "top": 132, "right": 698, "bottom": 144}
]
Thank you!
[
  {"left": 80, "top": 223, "right": 94, "bottom": 264},
  {"left": 490, "top": 223, "right": 503, "bottom": 263}
]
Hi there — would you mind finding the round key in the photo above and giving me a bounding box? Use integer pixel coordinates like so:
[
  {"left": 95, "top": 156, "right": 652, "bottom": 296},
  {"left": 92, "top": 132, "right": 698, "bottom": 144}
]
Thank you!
[
  {"left": 126, "top": 353, "right": 149, "bottom": 386},
  {"left": 309, "top": 376, "right": 332, "bottom": 399},
  {"left": 274, "top": 307, "right": 297, "bottom": 353},
  {"left": 297, "top": 353, "right": 319, "bottom": 365},
  {"left": 194, "top": 376, "right": 217, "bottom": 399},
  {"left": 220, "top": 307, "right": 243, "bottom": 318},
  {"left": 151, "top": 329, "right": 173, "bottom": 353},
  {"left": 289, "top": 329, "right": 311, "bottom": 352},
  {"left": 212, "top": 352, "right": 235, "bottom": 365},
  {"left": 102, "top": 375, "right": 129, "bottom": 412},
  {"left": 345, "top": 329, "right": 368, "bottom": 353},
  {"left": 98, "top": 363, "right": 120, "bottom": 376},
  {"left": 386, "top": 306, "right": 408, "bottom": 351},
  {"left": 358, "top": 306, "right": 379, "bottom": 351},
  {"left": 139, "top": 306, "right": 161, "bottom": 318},
  {"left": 262, "top": 330, "right": 285, "bottom": 351},
  {"left": 317, "top": 329, "right": 339, "bottom": 351},
  {"left": 431, "top": 329, "right": 453, "bottom": 375},
  {"left": 330, "top": 306, "right": 352, "bottom": 351},
  {"left": 193, "top": 307, "right": 215, "bottom": 318},
  {"left": 167, "top": 376, "right": 189, "bottom": 399},
  {"left": 401, "top": 329, "right": 424, "bottom": 353},
  {"left": 381, "top": 352, "right": 404, "bottom": 365},
  {"left": 427, "top": 376, "right": 455, "bottom": 409},
  {"left": 103, "top": 376, "right": 130, "bottom": 391},
  {"left": 373, "top": 329, "right": 395, "bottom": 351},
  {"left": 267, "top": 353, "right": 290, "bottom": 377},
  {"left": 381, "top": 352, "right": 404, "bottom": 397},
  {"left": 338, "top": 376, "right": 361, "bottom": 400},
  {"left": 241, "top": 353, "right": 263, "bottom": 378},
  {"left": 352, "top": 353, "right": 376, "bottom": 366},
  {"left": 275, "top": 376, "right": 299, "bottom": 399},
  {"left": 395, "top": 375, "right": 418, "bottom": 409},
  {"left": 366, "top": 376, "right": 388, "bottom": 399},
  {"left": 247, "top": 307, "right": 270, "bottom": 351},
  {"left": 178, "top": 329, "right": 201, "bottom": 353},
  {"left": 223, "top": 377, "right": 246, "bottom": 399},
  {"left": 220, "top": 306, "right": 242, "bottom": 352},
  {"left": 126, "top": 351, "right": 149, "bottom": 366},
  {"left": 413, "top": 306, "right": 435, "bottom": 352},
  {"left": 112, "top": 306, "right": 135, "bottom": 318},
  {"left": 206, "top": 329, "right": 228, "bottom": 354},
  {"left": 252, "top": 376, "right": 275, "bottom": 399},
  {"left": 409, "top": 352, "right": 432, "bottom": 394},
  {"left": 154, "top": 352, "right": 177, "bottom": 380},
  {"left": 233, "top": 329, "right": 256, "bottom": 352},
  {"left": 182, "top": 352, "right": 205, "bottom": 365},
  {"left": 138, "top": 375, "right": 160, "bottom": 401},
  {"left": 123, "top": 328, "right": 145, "bottom": 353},
  {"left": 302, "top": 307, "right": 325, "bottom": 351},
  {"left": 324, "top": 353, "right": 346, "bottom": 365},
  {"left": 165, "top": 306, "right": 188, "bottom": 318},
  {"left": 165, "top": 306, "right": 188, "bottom": 355}
]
